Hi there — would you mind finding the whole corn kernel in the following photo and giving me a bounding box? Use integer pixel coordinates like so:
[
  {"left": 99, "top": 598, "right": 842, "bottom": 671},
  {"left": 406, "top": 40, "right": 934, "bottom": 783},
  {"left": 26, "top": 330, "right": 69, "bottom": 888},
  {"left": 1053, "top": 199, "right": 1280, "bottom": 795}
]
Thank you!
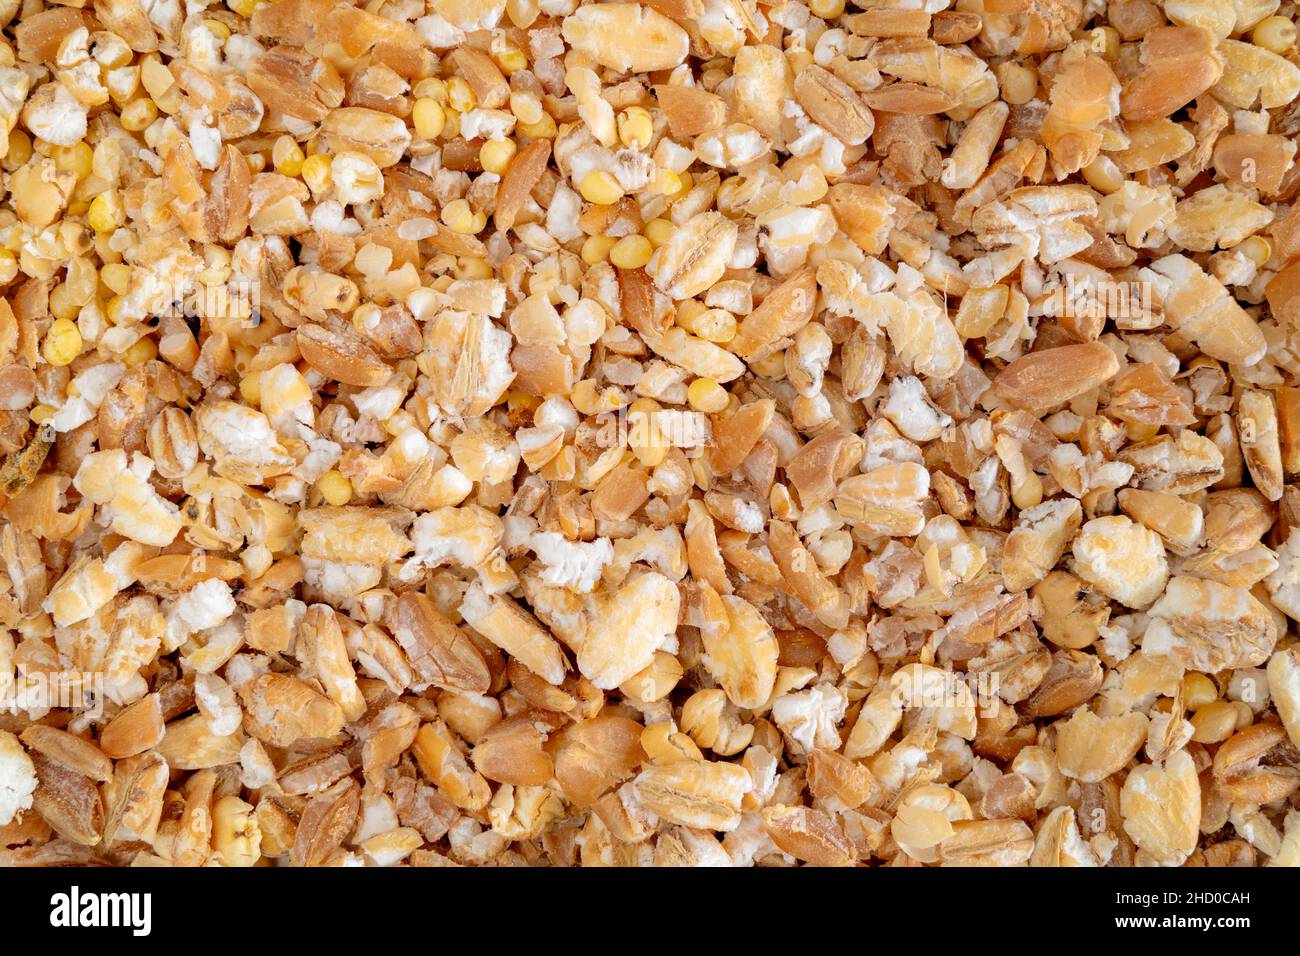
[
  {"left": 687, "top": 377, "right": 729, "bottom": 413},
  {"left": 479, "top": 138, "right": 517, "bottom": 174},
  {"left": 317, "top": 470, "right": 353, "bottom": 506},
  {"left": 996, "top": 62, "right": 1038, "bottom": 105},
  {"left": 579, "top": 170, "right": 623, "bottom": 205},
  {"left": 494, "top": 45, "right": 528, "bottom": 74},
  {"left": 1253, "top": 15, "right": 1297, "bottom": 54},
  {"left": 30, "top": 404, "right": 55, "bottom": 424},
  {"left": 809, "top": 0, "right": 845, "bottom": 18},
  {"left": 1081, "top": 156, "right": 1124, "bottom": 194},
  {"left": 105, "top": 294, "right": 129, "bottom": 326},
  {"left": 678, "top": 306, "right": 736, "bottom": 343},
  {"left": 644, "top": 218, "right": 676, "bottom": 247},
  {"left": 272, "top": 136, "right": 305, "bottom": 177},
  {"left": 54, "top": 142, "right": 94, "bottom": 178},
  {"left": 100, "top": 263, "right": 132, "bottom": 296},
  {"left": 42, "top": 318, "right": 83, "bottom": 367},
  {"left": 121, "top": 98, "right": 158, "bottom": 131},
  {"left": 48, "top": 285, "right": 80, "bottom": 322},
  {"left": 507, "top": 0, "right": 540, "bottom": 27},
  {"left": 1190, "top": 701, "right": 1238, "bottom": 744},
  {"left": 413, "top": 78, "right": 447, "bottom": 102},
  {"left": 1238, "top": 235, "right": 1272, "bottom": 267},
  {"left": 1181, "top": 672, "right": 1218, "bottom": 710},
  {"left": 446, "top": 77, "right": 476, "bottom": 113},
  {"left": 239, "top": 371, "right": 262, "bottom": 405},
  {"left": 412, "top": 97, "right": 446, "bottom": 139},
  {"left": 458, "top": 257, "right": 494, "bottom": 279},
  {"left": 617, "top": 107, "right": 653, "bottom": 150},
  {"left": 441, "top": 198, "right": 485, "bottom": 234},
  {"left": 87, "top": 190, "right": 126, "bottom": 232},
  {"left": 301, "top": 153, "right": 332, "bottom": 192},
  {"left": 751, "top": 350, "right": 786, "bottom": 379},
  {"left": 656, "top": 168, "right": 682, "bottom": 197},
  {"left": 123, "top": 336, "right": 158, "bottom": 367},
  {"left": 609, "top": 234, "right": 653, "bottom": 269},
  {"left": 227, "top": 0, "right": 262, "bottom": 17},
  {"left": 203, "top": 18, "right": 232, "bottom": 40},
  {"left": 518, "top": 113, "right": 557, "bottom": 139},
  {"left": 581, "top": 234, "right": 618, "bottom": 265},
  {"left": 6, "top": 130, "right": 31, "bottom": 166}
]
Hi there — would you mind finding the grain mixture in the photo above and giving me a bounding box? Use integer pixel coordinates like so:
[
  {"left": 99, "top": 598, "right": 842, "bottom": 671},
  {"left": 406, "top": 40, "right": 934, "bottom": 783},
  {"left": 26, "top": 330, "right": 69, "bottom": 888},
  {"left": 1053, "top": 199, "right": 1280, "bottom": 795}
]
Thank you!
[{"left": 1, "top": 0, "right": 1300, "bottom": 869}]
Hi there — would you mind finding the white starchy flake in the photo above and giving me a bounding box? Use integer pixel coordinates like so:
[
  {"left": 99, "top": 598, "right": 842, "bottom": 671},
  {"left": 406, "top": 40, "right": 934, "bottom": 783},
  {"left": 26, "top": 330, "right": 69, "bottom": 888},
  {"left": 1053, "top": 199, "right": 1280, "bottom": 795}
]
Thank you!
[
  {"left": 772, "top": 684, "right": 847, "bottom": 754},
  {"left": 0, "top": 730, "right": 36, "bottom": 826},
  {"left": 529, "top": 532, "right": 614, "bottom": 593}
]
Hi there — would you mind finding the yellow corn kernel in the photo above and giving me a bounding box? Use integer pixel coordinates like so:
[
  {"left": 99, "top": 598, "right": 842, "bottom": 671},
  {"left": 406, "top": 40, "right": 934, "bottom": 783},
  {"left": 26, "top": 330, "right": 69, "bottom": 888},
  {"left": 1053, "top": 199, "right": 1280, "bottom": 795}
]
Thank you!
[
  {"left": 239, "top": 371, "right": 262, "bottom": 406},
  {"left": 609, "top": 234, "right": 653, "bottom": 269},
  {"left": 30, "top": 403, "right": 55, "bottom": 424},
  {"left": 317, "top": 470, "right": 353, "bottom": 506},
  {"left": 42, "top": 318, "right": 83, "bottom": 366},
  {"left": 507, "top": 0, "right": 539, "bottom": 27},
  {"left": 54, "top": 142, "right": 94, "bottom": 179},
  {"left": 517, "top": 113, "right": 557, "bottom": 139},
  {"left": 655, "top": 168, "right": 682, "bottom": 197},
  {"left": 6, "top": 130, "right": 31, "bottom": 166},
  {"left": 105, "top": 294, "right": 128, "bottom": 326},
  {"left": 1254, "top": 15, "right": 1297, "bottom": 54},
  {"left": 1190, "top": 701, "right": 1238, "bottom": 744},
  {"left": 479, "top": 137, "right": 517, "bottom": 174},
  {"left": 627, "top": 399, "right": 667, "bottom": 467},
  {"left": 581, "top": 234, "right": 617, "bottom": 265},
  {"left": 100, "top": 263, "right": 131, "bottom": 296},
  {"left": 446, "top": 77, "right": 475, "bottom": 113},
  {"left": 272, "top": 136, "right": 305, "bottom": 177},
  {"left": 412, "top": 97, "right": 446, "bottom": 140},
  {"left": 617, "top": 106, "right": 653, "bottom": 150},
  {"left": 808, "top": 0, "right": 844, "bottom": 18},
  {"left": 48, "top": 284, "right": 80, "bottom": 322},
  {"left": 579, "top": 170, "right": 623, "bottom": 205},
  {"left": 413, "top": 77, "right": 447, "bottom": 101},
  {"left": 494, "top": 45, "right": 527, "bottom": 74},
  {"left": 644, "top": 218, "right": 675, "bottom": 247},
  {"left": 203, "top": 18, "right": 232, "bottom": 41},
  {"left": 687, "top": 377, "right": 729, "bottom": 413},
  {"left": 678, "top": 306, "right": 736, "bottom": 344},
  {"left": 1081, "top": 156, "right": 1124, "bottom": 195},
  {"left": 570, "top": 379, "right": 601, "bottom": 415},
  {"left": 87, "top": 190, "right": 126, "bottom": 232},
  {"left": 227, "top": 0, "right": 262, "bottom": 17},
  {"left": 441, "top": 198, "right": 484, "bottom": 234},
  {"left": 301, "top": 154, "right": 332, "bottom": 192},
  {"left": 997, "top": 62, "right": 1038, "bottom": 105},
  {"left": 123, "top": 336, "right": 158, "bottom": 367},
  {"left": 1238, "top": 235, "right": 1272, "bottom": 267},
  {"left": 1232, "top": 700, "right": 1255, "bottom": 730},
  {"left": 457, "top": 257, "right": 494, "bottom": 279},
  {"left": 120, "top": 98, "right": 158, "bottom": 132},
  {"left": 640, "top": 722, "right": 703, "bottom": 763},
  {"left": 751, "top": 350, "right": 786, "bottom": 379},
  {"left": 1181, "top": 672, "right": 1218, "bottom": 710}
]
